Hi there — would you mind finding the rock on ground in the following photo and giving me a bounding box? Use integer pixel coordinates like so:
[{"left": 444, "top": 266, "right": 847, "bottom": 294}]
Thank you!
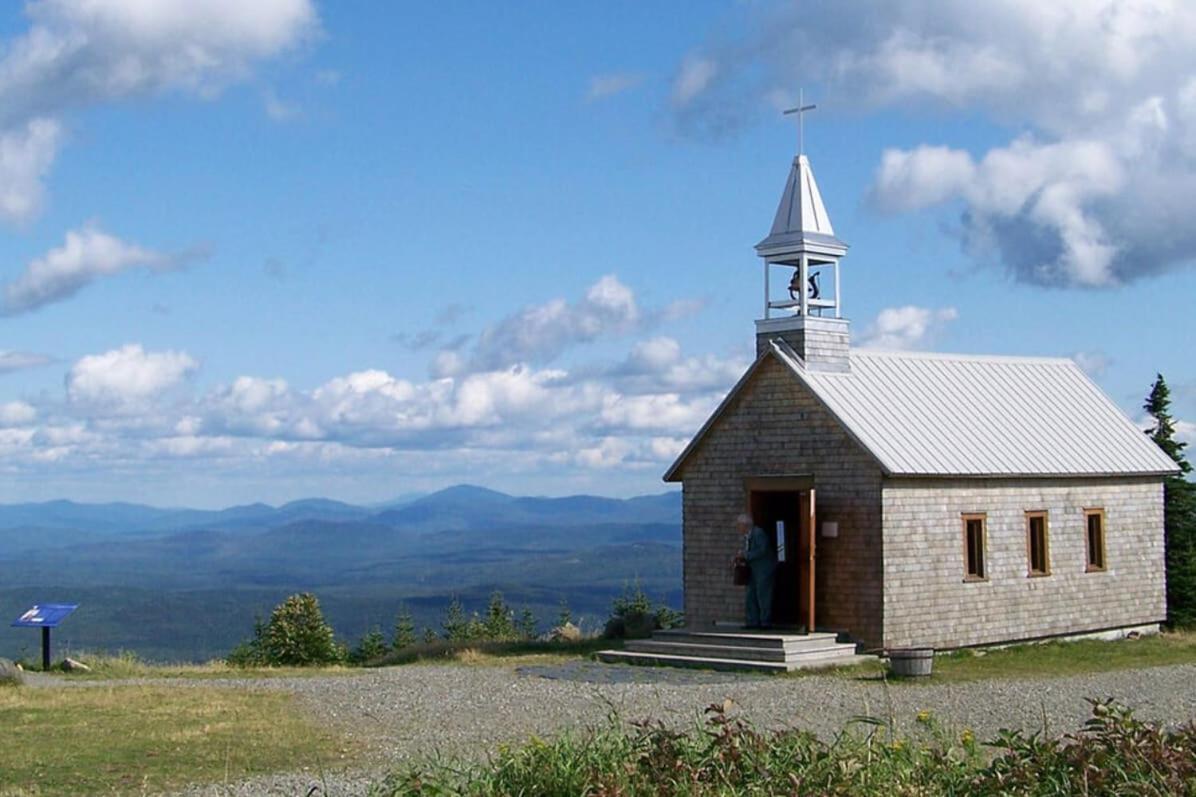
[{"left": 0, "top": 657, "right": 23, "bottom": 686}]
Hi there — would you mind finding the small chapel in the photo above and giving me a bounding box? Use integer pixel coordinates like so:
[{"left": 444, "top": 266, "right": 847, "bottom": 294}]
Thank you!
[{"left": 604, "top": 138, "right": 1180, "bottom": 670}]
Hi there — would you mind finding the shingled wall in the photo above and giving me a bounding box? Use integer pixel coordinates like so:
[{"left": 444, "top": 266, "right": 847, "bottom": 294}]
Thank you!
[
  {"left": 674, "top": 356, "right": 886, "bottom": 646},
  {"left": 882, "top": 477, "right": 1167, "bottom": 649}
]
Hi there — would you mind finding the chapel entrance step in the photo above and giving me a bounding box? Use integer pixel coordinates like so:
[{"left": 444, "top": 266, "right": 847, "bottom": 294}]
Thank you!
[{"left": 597, "top": 628, "right": 871, "bottom": 673}]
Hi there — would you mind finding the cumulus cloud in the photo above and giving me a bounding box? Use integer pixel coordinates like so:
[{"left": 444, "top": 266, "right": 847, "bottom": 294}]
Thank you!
[
  {"left": 671, "top": 0, "right": 1196, "bottom": 287},
  {"left": 858, "top": 305, "right": 959, "bottom": 351},
  {"left": 0, "top": 0, "right": 318, "bottom": 223},
  {"left": 471, "top": 275, "right": 641, "bottom": 369},
  {"left": 0, "top": 278, "right": 739, "bottom": 489},
  {"left": 587, "top": 72, "right": 644, "bottom": 101},
  {"left": 0, "top": 400, "right": 36, "bottom": 427},
  {"left": 67, "top": 344, "right": 197, "bottom": 409},
  {"left": 3, "top": 224, "right": 202, "bottom": 315}
]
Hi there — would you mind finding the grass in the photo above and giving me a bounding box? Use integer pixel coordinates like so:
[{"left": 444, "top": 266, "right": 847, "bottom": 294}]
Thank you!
[
  {"left": 774, "top": 630, "right": 1196, "bottom": 684},
  {"left": 372, "top": 636, "right": 618, "bottom": 667},
  {"left": 915, "top": 629, "right": 1196, "bottom": 683},
  {"left": 26, "top": 650, "right": 359, "bottom": 681},
  {"left": 0, "top": 684, "right": 353, "bottom": 797}
]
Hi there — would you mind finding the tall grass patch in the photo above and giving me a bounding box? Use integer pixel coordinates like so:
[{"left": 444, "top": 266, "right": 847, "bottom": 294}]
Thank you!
[{"left": 375, "top": 700, "right": 1196, "bottom": 796}]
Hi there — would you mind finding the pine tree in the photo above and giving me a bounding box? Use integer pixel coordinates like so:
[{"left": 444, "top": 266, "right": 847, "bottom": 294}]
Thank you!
[
  {"left": 517, "top": 608, "right": 537, "bottom": 640},
  {"left": 349, "top": 627, "right": 388, "bottom": 664},
  {"left": 1144, "top": 374, "right": 1196, "bottom": 627},
  {"left": 442, "top": 597, "right": 469, "bottom": 642},
  {"left": 1145, "top": 375, "right": 1191, "bottom": 474},
  {"left": 556, "top": 598, "right": 573, "bottom": 628},
  {"left": 392, "top": 608, "right": 417, "bottom": 651},
  {"left": 483, "top": 591, "right": 515, "bottom": 640}
]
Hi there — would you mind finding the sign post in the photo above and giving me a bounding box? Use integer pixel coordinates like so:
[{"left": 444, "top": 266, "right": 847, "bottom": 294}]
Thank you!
[{"left": 11, "top": 604, "right": 78, "bottom": 671}]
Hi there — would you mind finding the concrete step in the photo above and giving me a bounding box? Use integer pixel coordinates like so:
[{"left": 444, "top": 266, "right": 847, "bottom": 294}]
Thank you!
[
  {"left": 624, "top": 639, "right": 857, "bottom": 663},
  {"left": 596, "top": 649, "right": 790, "bottom": 673},
  {"left": 650, "top": 629, "right": 846, "bottom": 652},
  {"left": 596, "top": 648, "right": 872, "bottom": 674}
]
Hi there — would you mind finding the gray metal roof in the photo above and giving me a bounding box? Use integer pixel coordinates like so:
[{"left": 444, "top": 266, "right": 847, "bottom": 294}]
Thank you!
[
  {"left": 664, "top": 342, "right": 1180, "bottom": 481},
  {"left": 771, "top": 343, "right": 1180, "bottom": 477}
]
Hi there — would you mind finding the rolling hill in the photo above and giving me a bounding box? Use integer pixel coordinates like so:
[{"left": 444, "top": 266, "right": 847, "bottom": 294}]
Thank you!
[{"left": 0, "top": 486, "right": 682, "bottom": 661}]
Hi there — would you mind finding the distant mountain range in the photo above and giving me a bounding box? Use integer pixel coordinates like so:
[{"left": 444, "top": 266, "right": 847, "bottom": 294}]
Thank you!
[{"left": 0, "top": 486, "right": 682, "bottom": 662}]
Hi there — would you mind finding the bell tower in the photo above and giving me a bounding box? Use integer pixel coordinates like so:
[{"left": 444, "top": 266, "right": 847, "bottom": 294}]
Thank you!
[{"left": 754, "top": 117, "right": 850, "bottom": 371}]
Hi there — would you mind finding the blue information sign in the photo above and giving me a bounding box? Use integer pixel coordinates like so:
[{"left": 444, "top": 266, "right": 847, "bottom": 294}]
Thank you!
[{"left": 12, "top": 603, "right": 78, "bottom": 628}]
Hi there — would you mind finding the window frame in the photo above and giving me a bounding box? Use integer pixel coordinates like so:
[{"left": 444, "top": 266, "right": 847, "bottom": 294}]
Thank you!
[
  {"left": 1025, "top": 510, "right": 1051, "bottom": 577},
  {"left": 961, "top": 513, "right": 988, "bottom": 582},
  {"left": 1084, "top": 508, "right": 1107, "bottom": 573}
]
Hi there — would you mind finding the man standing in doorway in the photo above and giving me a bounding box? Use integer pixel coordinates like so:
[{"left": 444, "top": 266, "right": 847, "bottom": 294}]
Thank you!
[{"left": 738, "top": 513, "right": 776, "bottom": 629}]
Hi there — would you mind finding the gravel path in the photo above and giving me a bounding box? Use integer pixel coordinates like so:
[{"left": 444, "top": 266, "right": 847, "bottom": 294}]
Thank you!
[{"left": 29, "top": 661, "right": 1196, "bottom": 796}]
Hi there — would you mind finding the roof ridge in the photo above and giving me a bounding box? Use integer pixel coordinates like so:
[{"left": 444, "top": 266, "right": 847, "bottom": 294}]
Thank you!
[{"left": 851, "top": 349, "right": 1076, "bottom": 365}]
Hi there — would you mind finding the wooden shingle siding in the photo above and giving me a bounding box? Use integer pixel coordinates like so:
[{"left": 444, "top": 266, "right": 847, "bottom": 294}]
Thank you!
[
  {"left": 881, "top": 477, "right": 1166, "bottom": 649},
  {"left": 676, "top": 357, "right": 885, "bottom": 646}
]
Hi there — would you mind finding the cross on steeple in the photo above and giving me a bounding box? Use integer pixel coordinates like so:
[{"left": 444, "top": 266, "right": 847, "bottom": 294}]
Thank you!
[{"left": 782, "top": 89, "right": 816, "bottom": 155}]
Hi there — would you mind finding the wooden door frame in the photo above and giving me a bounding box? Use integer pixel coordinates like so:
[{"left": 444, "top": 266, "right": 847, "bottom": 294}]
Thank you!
[{"left": 743, "top": 476, "right": 816, "bottom": 632}]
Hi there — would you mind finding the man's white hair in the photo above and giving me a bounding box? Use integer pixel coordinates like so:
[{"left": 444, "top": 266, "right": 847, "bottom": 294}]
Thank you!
[{"left": 736, "top": 513, "right": 752, "bottom": 526}]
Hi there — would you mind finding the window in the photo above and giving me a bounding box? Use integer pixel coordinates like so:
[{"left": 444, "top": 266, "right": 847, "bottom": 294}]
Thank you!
[
  {"left": 962, "top": 513, "right": 987, "bottom": 580},
  {"left": 1085, "top": 509, "right": 1106, "bottom": 572},
  {"left": 1026, "top": 511, "right": 1050, "bottom": 576}
]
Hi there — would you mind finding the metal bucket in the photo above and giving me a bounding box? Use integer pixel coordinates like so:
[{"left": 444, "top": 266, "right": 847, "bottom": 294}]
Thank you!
[{"left": 887, "top": 647, "right": 934, "bottom": 677}]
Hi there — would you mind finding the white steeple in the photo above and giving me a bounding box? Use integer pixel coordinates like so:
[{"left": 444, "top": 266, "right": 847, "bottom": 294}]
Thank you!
[
  {"left": 754, "top": 143, "right": 852, "bottom": 372},
  {"left": 755, "top": 154, "right": 848, "bottom": 265}
]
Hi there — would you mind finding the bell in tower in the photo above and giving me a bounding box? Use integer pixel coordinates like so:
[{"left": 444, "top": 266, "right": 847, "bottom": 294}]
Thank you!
[{"left": 753, "top": 106, "right": 851, "bottom": 371}]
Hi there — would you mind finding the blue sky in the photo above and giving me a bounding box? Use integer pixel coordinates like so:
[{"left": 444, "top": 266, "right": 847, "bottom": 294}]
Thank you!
[{"left": 0, "top": 1, "right": 1193, "bottom": 507}]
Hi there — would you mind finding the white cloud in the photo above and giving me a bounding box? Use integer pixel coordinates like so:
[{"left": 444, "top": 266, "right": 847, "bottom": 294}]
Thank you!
[
  {"left": 871, "top": 145, "right": 976, "bottom": 212},
  {"left": 858, "top": 305, "right": 959, "bottom": 351},
  {"left": 587, "top": 72, "right": 644, "bottom": 101},
  {"left": 472, "top": 275, "right": 641, "bottom": 369},
  {"left": 0, "top": 0, "right": 318, "bottom": 223},
  {"left": 671, "top": 0, "right": 1196, "bottom": 287},
  {"left": 0, "top": 118, "right": 61, "bottom": 223},
  {"left": 67, "top": 344, "right": 197, "bottom": 408},
  {"left": 0, "top": 299, "right": 742, "bottom": 491},
  {"left": 3, "top": 224, "right": 198, "bottom": 315},
  {"left": 1071, "top": 351, "right": 1112, "bottom": 378},
  {"left": 673, "top": 57, "right": 718, "bottom": 107},
  {"left": 0, "top": 349, "right": 53, "bottom": 373},
  {"left": 0, "top": 401, "right": 36, "bottom": 427},
  {"left": 1177, "top": 419, "right": 1195, "bottom": 448}
]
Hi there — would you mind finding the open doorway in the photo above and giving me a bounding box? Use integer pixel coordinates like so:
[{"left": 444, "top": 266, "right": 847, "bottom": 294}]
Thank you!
[{"left": 748, "top": 482, "right": 815, "bottom": 632}]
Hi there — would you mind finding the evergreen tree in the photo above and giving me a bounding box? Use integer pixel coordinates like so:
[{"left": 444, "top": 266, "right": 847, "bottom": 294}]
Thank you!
[
  {"left": 517, "top": 608, "right": 537, "bottom": 640},
  {"left": 442, "top": 597, "right": 470, "bottom": 642},
  {"left": 422, "top": 627, "right": 438, "bottom": 644},
  {"left": 556, "top": 598, "right": 573, "bottom": 628},
  {"left": 392, "top": 608, "right": 417, "bottom": 651},
  {"left": 1145, "top": 375, "right": 1191, "bottom": 474},
  {"left": 483, "top": 591, "right": 516, "bottom": 640},
  {"left": 1144, "top": 374, "right": 1196, "bottom": 627},
  {"left": 349, "top": 627, "right": 388, "bottom": 664},
  {"left": 257, "top": 592, "right": 342, "bottom": 666}
]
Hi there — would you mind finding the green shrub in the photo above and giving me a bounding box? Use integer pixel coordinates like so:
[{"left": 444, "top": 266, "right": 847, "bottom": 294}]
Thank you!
[
  {"left": 603, "top": 582, "right": 682, "bottom": 639},
  {"left": 227, "top": 593, "right": 343, "bottom": 667},
  {"left": 374, "top": 700, "right": 1196, "bottom": 796}
]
